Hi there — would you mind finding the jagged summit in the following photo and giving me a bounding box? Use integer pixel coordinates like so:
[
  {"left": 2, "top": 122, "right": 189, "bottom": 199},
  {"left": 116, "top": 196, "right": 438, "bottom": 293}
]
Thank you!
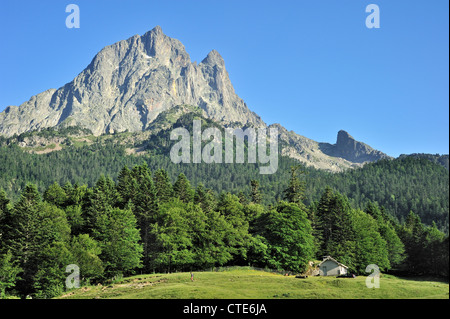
[
  {"left": 149, "top": 25, "right": 163, "bottom": 34},
  {"left": 319, "top": 130, "right": 391, "bottom": 164},
  {"left": 0, "top": 26, "right": 263, "bottom": 137},
  {"left": 337, "top": 130, "right": 354, "bottom": 144},
  {"left": 201, "top": 50, "right": 225, "bottom": 66}
]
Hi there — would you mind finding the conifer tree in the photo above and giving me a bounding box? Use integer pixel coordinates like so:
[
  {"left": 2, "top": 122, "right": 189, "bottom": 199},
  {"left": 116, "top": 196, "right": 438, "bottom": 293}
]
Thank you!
[
  {"left": 194, "top": 183, "right": 206, "bottom": 205},
  {"left": 238, "top": 191, "right": 248, "bottom": 205},
  {"left": 400, "top": 211, "right": 427, "bottom": 274},
  {"left": 6, "top": 184, "right": 73, "bottom": 297},
  {"left": 0, "top": 188, "right": 10, "bottom": 216},
  {"left": 84, "top": 175, "right": 120, "bottom": 234},
  {"left": 350, "top": 209, "right": 390, "bottom": 273},
  {"left": 316, "top": 188, "right": 355, "bottom": 267},
  {"left": 365, "top": 201, "right": 405, "bottom": 268},
  {"left": 316, "top": 186, "right": 334, "bottom": 255},
  {"left": 133, "top": 167, "right": 159, "bottom": 272},
  {"left": 307, "top": 201, "right": 322, "bottom": 258},
  {"left": 250, "top": 180, "right": 262, "bottom": 204},
  {"left": 153, "top": 169, "right": 174, "bottom": 203},
  {"left": 6, "top": 184, "right": 43, "bottom": 297},
  {"left": 43, "top": 182, "right": 67, "bottom": 208},
  {"left": 283, "top": 165, "right": 306, "bottom": 207},
  {"left": 194, "top": 183, "right": 216, "bottom": 213},
  {"left": 173, "top": 173, "right": 194, "bottom": 203},
  {"left": 0, "top": 250, "right": 21, "bottom": 299},
  {"left": 0, "top": 188, "right": 10, "bottom": 248},
  {"left": 117, "top": 166, "right": 136, "bottom": 207}
]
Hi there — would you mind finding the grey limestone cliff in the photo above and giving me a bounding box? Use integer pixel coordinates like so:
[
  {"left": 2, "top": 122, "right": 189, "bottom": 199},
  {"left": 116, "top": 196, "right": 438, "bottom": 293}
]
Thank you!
[
  {"left": 319, "top": 130, "right": 391, "bottom": 163},
  {"left": 0, "top": 26, "right": 263, "bottom": 137}
]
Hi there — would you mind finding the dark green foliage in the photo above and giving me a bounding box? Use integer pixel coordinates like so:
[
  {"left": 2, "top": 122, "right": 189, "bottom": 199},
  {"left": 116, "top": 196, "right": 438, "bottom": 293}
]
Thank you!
[
  {"left": 315, "top": 188, "right": 355, "bottom": 267},
  {"left": 92, "top": 206, "right": 143, "bottom": 278},
  {"left": 2, "top": 184, "right": 73, "bottom": 297},
  {"left": 149, "top": 199, "right": 196, "bottom": 272},
  {"left": 350, "top": 209, "right": 390, "bottom": 273},
  {"left": 0, "top": 250, "right": 21, "bottom": 299},
  {"left": 194, "top": 183, "right": 216, "bottom": 213},
  {"left": 250, "top": 180, "right": 262, "bottom": 204},
  {"left": 83, "top": 175, "right": 120, "bottom": 234},
  {"left": 69, "top": 234, "right": 103, "bottom": 282},
  {"left": 283, "top": 165, "right": 306, "bottom": 208},
  {"left": 43, "top": 182, "right": 67, "bottom": 208},
  {"left": 365, "top": 202, "right": 405, "bottom": 268},
  {"left": 173, "top": 173, "right": 194, "bottom": 204},
  {"left": 153, "top": 169, "right": 174, "bottom": 203},
  {"left": 397, "top": 212, "right": 448, "bottom": 277},
  {"left": 309, "top": 157, "right": 449, "bottom": 231},
  {"left": 0, "top": 188, "right": 9, "bottom": 215},
  {"left": 130, "top": 164, "right": 159, "bottom": 272},
  {"left": 28, "top": 202, "right": 72, "bottom": 298},
  {"left": 116, "top": 166, "right": 136, "bottom": 207},
  {"left": 32, "top": 241, "right": 73, "bottom": 298},
  {"left": 148, "top": 198, "right": 236, "bottom": 272},
  {"left": 313, "top": 189, "right": 403, "bottom": 274},
  {"left": 216, "top": 193, "right": 252, "bottom": 264},
  {"left": 399, "top": 153, "right": 449, "bottom": 170},
  {"left": 0, "top": 136, "right": 447, "bottom": 232},
  {"left": 4, "top": 184, "right": 44, "bottom": 297},
  {"left": 0, "top": 149, "right": 448, "bottom": 297},
  {"left": 238, "top": 191, "right": 248, "bottom": 205},
  {"left": 0, "top": 188, "right": 10, "bottom": 245},
  {"left": 253, "top": 201, "right": 315, "bottom": 273}
]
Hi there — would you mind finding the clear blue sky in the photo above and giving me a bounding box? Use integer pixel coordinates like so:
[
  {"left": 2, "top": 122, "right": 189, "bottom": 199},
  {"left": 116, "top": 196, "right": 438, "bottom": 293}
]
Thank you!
[{"left": 0, "top": 0, "right": 448, "bottom": 157}]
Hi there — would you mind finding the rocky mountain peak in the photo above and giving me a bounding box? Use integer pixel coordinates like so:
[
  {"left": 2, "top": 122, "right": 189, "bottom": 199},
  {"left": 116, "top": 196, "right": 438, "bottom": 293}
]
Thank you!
[
  {"left": 336, "top": 130, "right": 358, "bottom": 151},
  {"left": 150, "top": 25, "right": 163, "bottom": 34},
  {"left": 319, "top": 130, "right": 391, "bottom": 164},
  {"left": 141, "top": 25, "right": 190, "bottom": 64},
  {"left": 337, "top": 130, "right": 354, "bottom": 144},
  {"left": 0, "top": 26, "right": 263, "bottom": 137},
  {"left": 201, "top": 50, "right": 225, "bottom": 67},
  {"left": 0, "top": 26, "right": 390, "bottom": 172}
]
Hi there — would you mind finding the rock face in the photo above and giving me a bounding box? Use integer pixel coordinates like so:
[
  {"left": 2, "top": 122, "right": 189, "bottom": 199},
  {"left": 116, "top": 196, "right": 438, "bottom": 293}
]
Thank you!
[
  {"left": 319, "top": 130, "right": 390, "bottom": 163},
  {"left": 0, "top": 26, "right": 263, "bottom": 136},
  {"left": 273, "top": 125, "right": 389, "bottom": 171}
]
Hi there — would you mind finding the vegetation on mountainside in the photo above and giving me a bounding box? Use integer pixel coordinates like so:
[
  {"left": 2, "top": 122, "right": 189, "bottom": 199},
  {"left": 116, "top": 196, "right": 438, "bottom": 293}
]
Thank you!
[{"left": 0, "top": 163, "right": 447, "bottom": 298}]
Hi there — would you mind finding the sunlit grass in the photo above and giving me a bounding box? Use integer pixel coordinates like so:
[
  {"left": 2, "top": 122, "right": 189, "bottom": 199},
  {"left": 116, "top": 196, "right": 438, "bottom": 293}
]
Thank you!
[{"left": 57, "top": 268, "right": 449, "bottom": 299}]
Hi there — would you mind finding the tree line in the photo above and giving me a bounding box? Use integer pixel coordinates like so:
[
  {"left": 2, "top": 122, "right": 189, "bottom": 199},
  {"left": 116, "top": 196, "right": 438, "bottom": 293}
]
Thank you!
[
  {"left": 0, "top": 164, "right": 447, "bottom": 298},
  {"left": 1, "top": 137, "right": 448, "bottom": 233}
]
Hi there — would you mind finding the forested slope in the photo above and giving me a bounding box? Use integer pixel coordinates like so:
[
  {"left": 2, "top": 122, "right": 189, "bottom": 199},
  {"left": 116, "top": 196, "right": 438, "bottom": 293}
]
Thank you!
[{"left": 0, "top": 136, "right": 448, "bottom": 232}]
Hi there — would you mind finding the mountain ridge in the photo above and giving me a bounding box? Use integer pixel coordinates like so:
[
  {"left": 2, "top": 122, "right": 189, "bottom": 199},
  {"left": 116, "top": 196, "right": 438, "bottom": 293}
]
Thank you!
[
  {"left": 0, "top": 26, "right": 390, "bottom": 172},
  {"left": 0, "top": 26, "right": 264, "bottom": 137}
]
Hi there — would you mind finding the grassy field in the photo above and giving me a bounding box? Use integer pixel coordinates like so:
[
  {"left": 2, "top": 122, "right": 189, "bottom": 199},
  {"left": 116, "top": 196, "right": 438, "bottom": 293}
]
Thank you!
[{"left": 57, "top": 267, "right": 449, "bottom": 299}]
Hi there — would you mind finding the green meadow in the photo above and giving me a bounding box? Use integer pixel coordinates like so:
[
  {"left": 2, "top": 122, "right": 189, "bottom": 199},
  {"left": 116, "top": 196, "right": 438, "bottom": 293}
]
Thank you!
[{"left": 57, "top": 267, "right": 449, "bottom": 299}]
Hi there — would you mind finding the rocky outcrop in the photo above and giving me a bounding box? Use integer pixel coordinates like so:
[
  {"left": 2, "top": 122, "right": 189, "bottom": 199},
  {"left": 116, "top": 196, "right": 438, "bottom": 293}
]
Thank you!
[
  {"left": 274, "top": 124, "right": 367, "bottom": 171},
  {"left": 319, "top": 130, "right": 391, "bottom": 164}
]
